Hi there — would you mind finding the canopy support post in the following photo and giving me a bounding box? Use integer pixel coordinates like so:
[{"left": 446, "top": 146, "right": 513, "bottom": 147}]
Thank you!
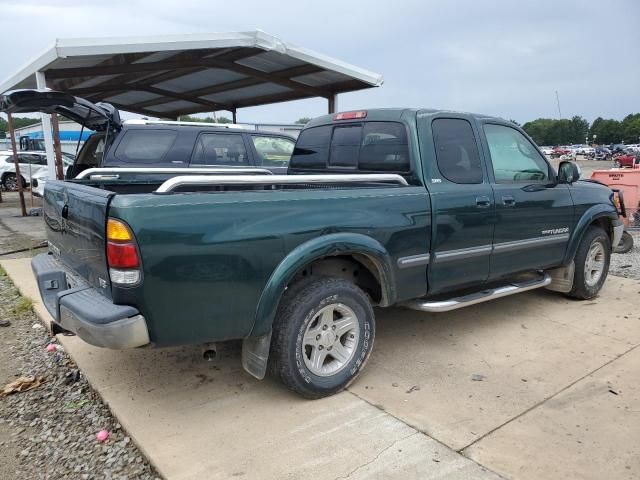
[
  {"left": 35, "top": 70, "right": 57, "bottom": 180},
  {"left": 328, "top": 94, "right": 337, "bottom": 114},
  {"left": 232, "top": 110, "right": 237, "bottom": 124},
  {"left": 50, "top": 113, "right": 65, "bottom": 180},
  {"left": 7, "top": 113, "right": 27, "bottom": 217}
]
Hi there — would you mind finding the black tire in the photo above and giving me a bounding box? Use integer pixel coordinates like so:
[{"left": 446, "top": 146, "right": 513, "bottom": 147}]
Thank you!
[
  {"left": 566, "top": 226, "right": 611, "bottom": 300},
  {"left": 613, "top": 231, "right": 634, "bottom": 254},
  {"left": 269, "top": 277, "right": 375, "bottom": 399},
  {"left": 2, "top": 173, "right": 20, "bottom": 191}
]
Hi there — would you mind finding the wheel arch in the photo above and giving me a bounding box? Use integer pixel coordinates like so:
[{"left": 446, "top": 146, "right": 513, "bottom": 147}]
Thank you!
[
  {"left": 249, "top": 233, "right": 395, "bottom": 338},
  {"left": 564, "top": 206, "right": 617, "bottom": 264}
]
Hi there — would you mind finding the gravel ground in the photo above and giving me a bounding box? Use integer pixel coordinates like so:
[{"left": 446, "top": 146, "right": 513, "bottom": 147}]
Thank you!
[
  {"left": 610, "top": 230, "right": 640, "bottom": 279},
  {"left": 0, "top": 269, "right": 159, "bottom": 480}
]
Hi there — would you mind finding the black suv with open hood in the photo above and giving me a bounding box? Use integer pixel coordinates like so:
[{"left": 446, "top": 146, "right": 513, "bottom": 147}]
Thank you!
[{"left": 0, "top": 90, "right": 296, "bottom": 177}]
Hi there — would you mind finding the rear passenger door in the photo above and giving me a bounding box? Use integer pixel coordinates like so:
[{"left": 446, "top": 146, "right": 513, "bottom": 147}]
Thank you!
[
  {"left": 420, "top": 116, "right": 495, "bottom": 294},
  {"left": 190, "top": 133, "right": 249, "bottom": 168},
  {"left": 480, "top": 122, "right": 573, "bottom": 278}
]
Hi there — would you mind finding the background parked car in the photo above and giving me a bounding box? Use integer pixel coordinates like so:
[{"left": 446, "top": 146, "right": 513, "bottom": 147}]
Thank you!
[
  {"left": 30, "top": 155, "right": 75, "bottom": 197},
  {"left": 0, "top": 150, "right": 74, "bottom": 191},
  {"left": 539, "top": 146, "right": 554, "bottom": 155}
]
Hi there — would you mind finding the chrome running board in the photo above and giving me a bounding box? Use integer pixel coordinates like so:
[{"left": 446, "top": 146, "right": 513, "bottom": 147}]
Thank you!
[{"left": 400, "top": 273, "right": 551, "bottom": 313}]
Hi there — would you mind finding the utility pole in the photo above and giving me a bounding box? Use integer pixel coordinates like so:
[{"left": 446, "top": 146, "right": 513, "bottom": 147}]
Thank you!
[{"left": 555, "top": 90, "right": 562, "bottom": 119}]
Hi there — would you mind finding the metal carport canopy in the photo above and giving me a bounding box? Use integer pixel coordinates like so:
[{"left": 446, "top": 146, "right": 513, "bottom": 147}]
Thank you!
[{"left": 0, "top": 30, "right": 383, "bottom": 119}]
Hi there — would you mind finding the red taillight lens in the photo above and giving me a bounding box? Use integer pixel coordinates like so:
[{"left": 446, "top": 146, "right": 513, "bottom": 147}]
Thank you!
[
  {"left": 333, "top": 111, "right": 367, "bottom": 121},
  {"left": 106, "top": 241, "right": 139, "bottom": 268}
]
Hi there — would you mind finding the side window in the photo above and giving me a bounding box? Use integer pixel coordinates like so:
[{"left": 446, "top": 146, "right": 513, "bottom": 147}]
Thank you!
[
  {"left": 330, "top": 125, "right": 361, "bottom": 168},
  {"left": 114, "top": 130, "right": 177, "bottom": 164},
  {"left": 19, "top": 154, "right": 43, "bottom": 165},
  {"left": 432, "top": 118, "right": 483, "bottom": 184},
  {"left": 359, "top": 122, "right": 410, "bottom": 172},
  {"left": 484, "top": 124, "right": 549, "bottom": 183},
  {"left": 290, "top": 126, "right": 332, "bottom": 169},
  {"left": 191, "top": 133, "right": 248, "bottom": 166},
  {"left": 251, "top": 136, "right": 294, "bottom": 167}
]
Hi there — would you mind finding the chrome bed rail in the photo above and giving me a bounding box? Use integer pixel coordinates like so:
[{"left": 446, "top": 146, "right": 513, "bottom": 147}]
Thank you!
[
  {"left": 154, "top": 174, "right": 409, "bottom": 193},
  {"left": 75, "top": 167, "right": 273, "bottom": 180}
]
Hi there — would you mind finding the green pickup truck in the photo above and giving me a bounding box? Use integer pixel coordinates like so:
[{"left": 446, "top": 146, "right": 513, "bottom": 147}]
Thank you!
[{"left": 28, "top": 107, "right": 623, "bottom": 398}]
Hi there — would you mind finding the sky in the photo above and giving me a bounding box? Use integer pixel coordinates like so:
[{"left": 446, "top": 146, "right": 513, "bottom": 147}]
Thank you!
[{"left": 0, "top": 0, "right": 638, "bottom": 125}]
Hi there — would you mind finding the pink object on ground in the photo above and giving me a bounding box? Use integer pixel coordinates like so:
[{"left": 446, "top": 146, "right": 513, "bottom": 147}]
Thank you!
[
  {"left": 96, "top": 430, "right": 110, "bottom": 442},
  {"left": 45, "top": 344, "right": 56, "bottom": 353}
]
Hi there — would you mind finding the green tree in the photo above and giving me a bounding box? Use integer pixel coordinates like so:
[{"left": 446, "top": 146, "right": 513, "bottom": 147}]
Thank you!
[
  {"left": 570, "top": 116, "right": 589, "bottom": 144},
  {"left": 0, "top": 116, "right": 41, "bottom": 135},
  {"left": 621, "top": 113, "right": 640, "bottom": 143},
  {"left": 178, "top": 114, "right": 232, "bottom": 124},
  {"left": 295, "top": 117, "right": 312, "bottom": 125},
  {"left": 589, "top": 118, "right": 623, "bottom": 144}
]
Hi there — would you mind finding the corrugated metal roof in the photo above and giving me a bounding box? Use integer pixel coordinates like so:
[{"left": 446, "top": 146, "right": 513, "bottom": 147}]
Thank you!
[{"left": 0, "top": 31, "right": 383, "bottom": 118}]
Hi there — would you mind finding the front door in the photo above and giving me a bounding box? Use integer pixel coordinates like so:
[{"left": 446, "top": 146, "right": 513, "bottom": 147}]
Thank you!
[
  {"left": 480, "top": 122, "right": 574, "bottom": 279},
  {"left": 421, "top": 115, "right": 495, "bottom": 294}
]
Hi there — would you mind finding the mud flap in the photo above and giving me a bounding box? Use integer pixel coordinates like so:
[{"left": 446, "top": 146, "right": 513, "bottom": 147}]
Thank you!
[
  {"left": 545, "top": 262, "right": 575, "bottom": 293},
  {"left": 242, "top": 331, "right": 272, "bottom": 380}
]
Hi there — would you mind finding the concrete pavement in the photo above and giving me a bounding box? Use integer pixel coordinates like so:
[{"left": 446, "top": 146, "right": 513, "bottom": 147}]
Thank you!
[{"left": 2, "top": 256, "right": 639, "bottom": 480}]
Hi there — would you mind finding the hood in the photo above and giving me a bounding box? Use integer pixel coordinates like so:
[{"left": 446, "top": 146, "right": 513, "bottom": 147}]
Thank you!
[{"left": 0, "top": 89, "right": 121, "bottom": 132}]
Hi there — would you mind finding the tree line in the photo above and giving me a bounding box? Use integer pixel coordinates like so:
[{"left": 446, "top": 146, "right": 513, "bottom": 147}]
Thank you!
[
  {"left": 0, "top": 116, "right": 41, "bottom": 138},
  {"left": 522, "top": 114, "right": 640, "bottom": 146},
  {"left": 3, "top": 113, "right": 640, "bottom": 147}
]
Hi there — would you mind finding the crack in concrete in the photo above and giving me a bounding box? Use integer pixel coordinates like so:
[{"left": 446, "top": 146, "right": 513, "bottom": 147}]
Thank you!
[
  {"left": 345, "top": 390, "right": 509, "bottom": 479},
  {"left": 333, "top": 431, "right": 418, "bottom": 480},
  {"left": 459, "top": 341, "right": 640, "bottom": 453}
]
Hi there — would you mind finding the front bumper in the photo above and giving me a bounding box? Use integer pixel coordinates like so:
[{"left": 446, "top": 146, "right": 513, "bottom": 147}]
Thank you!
[
  {"left": 31, "top": 253, "right": 150, "bottom": 349},
  {"left": 612, "top": 219, "right": 624, "bottom": 248}
]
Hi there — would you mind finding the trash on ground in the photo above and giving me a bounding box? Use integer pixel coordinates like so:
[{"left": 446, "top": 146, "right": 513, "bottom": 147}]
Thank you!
[
  {"left": 471, "top": 374, "right": 486, "bottom": 382},
  {"left": 0, "top": 375, "right": 46, "bottom": 397},
  {"left": 32, "top": 323, "right": 43, "bottom": 330},
  {"left": 0, "top": 319, "right": 11, "bottom": 327},
  {"left": 406, "top": 385, "right": 420, "bottom": 393},
  {"left": 96, "top": 430, "right": 110, "bottom": 442}
]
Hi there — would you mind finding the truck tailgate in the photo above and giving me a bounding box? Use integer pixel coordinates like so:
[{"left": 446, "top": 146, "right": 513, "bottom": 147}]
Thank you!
[{"left": 43, "top": 180, "right": 114, "bottom": 296}]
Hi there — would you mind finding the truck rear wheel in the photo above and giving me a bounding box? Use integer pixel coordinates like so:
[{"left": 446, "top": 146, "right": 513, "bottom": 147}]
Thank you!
[
  {"left": 566, "top": 226, "right": 611, "bottom": 300},
  {"left": 269, "top": 277, "right": 375, "bottom": 399}
]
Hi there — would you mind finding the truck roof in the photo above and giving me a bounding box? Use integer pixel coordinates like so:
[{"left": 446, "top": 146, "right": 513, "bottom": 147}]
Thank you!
[{"left": 306, "top": 108, "right": 504, "bottom": 127}]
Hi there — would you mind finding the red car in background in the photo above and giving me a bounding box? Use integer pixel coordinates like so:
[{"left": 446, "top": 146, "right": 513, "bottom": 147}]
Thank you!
[
  {"left": 614, "top": 152, "right": 639, "bottom": 168},
  {"left": 552, "top": 145, "right": 572, "bottom": 157}
]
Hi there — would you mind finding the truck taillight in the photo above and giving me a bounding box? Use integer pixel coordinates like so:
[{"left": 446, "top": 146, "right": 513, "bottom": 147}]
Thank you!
[{"left": 106, "top": 218, "right": 141, "bottom": 285}]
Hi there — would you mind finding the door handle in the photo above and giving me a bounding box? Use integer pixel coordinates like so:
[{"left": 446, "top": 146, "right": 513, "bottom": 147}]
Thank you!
[
  {"left": 475, "top": 196, "right": 491, "bottom": 207},
  {"left": 502, "top": 195, "right": 516, "bottom": 206}
]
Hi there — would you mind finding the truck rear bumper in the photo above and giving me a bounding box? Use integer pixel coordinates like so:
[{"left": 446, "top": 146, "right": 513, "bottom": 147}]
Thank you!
[{"left": 31, "top": 253, "right": 150, "bottom": 349}]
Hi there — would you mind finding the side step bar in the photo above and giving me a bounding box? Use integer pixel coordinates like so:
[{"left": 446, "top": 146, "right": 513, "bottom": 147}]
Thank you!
[{"left": 400, "top": 273, "right": 552, "bottom": 313}]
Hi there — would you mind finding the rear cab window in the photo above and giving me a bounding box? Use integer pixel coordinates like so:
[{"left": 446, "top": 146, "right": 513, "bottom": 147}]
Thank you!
[{"left": 290, "top": 121, "right": 410, "bottom": 173}]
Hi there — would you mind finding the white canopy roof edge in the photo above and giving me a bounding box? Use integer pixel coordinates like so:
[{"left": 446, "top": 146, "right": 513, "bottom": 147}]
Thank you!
[{"left": 0, "top": 30, "right": 383, "bottom": 100}]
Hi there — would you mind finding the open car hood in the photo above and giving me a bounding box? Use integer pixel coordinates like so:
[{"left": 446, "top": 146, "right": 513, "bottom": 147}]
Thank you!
[{"left": 0, "top": 89, "right": 121, "bottom": 132}]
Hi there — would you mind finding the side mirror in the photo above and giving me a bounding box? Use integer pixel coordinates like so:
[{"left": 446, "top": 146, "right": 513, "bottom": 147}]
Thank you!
[{"left": 558, "top": 161, "right": 581, "bottom": 183}]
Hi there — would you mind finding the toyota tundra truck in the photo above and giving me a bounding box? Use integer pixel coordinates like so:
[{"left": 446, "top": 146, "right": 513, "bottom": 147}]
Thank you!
[{"left": 2, "top": 94, "right": 624, "bottom": 398}]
